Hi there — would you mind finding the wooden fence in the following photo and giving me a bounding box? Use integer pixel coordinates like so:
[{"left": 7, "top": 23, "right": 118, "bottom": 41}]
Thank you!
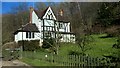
[{"left": 22, "top": 51, "right": 114, "bottom": 66}]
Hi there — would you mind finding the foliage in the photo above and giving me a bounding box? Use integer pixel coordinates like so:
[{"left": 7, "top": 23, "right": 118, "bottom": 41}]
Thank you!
[
  {"left": 113, "top": 36, "right": 120, "bottom": 49},
  {"left": 76, "top": 35, "right": 93, "bottom": 56},
  {"left": 18, "top": 40, "right": 40, "bottom": 51},
  {"left": 58, "top": 43, "right": 81, "bottom": 56},
  {"left": 2, "top": 3, "right": 29, "bottom": 44},
  {"left": 97, "top": 2, "right": 120, "bottom": 27},
  {"left": 68, "top": 50, "right": 81, "bottom": 55},
  {"left": 2, "top": 42, "right": 19, "bottom": 49},
  {"left": 110, "top": 36, "right": 120, "bottom": 67},
  {"left": 93, "top": 2, "right": 120, "bottom": 35},
  {"left": 2, "top": 14, "right": 15, "bottom": 44},
  {"left": 117, "top": 37, "right": 120, "bottom": 45},
  {"left": 105, "top": 26, "right": 120, "bottom": 37},
  {"left": 57, "top": 34, "right": 117, "bottom": 58},
  {"left": 2, "top": 49, "right": 20, "bottom": 61},
  {"left": 42, "top": 38, "right": 55, "bottom": 49}
]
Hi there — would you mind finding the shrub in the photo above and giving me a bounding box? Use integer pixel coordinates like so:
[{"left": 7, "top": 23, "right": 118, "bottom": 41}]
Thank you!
[
  {"left": 113, "top": 37, "right": 120, "bottom": 49},
  {"left": 42, "top": 38, "right": 55, "bottom": 49},
  {"left": 18, "top": 40, "right": 40, "bottom": 51},
  {"left": 106, "top": 26, "right": 120, "bottom": 37},
  {"left": 68, "top": 50, "right": 81, "bottom": 55},
  {"left": 2, "top": 42, "right": 19, "bottom": 50}
]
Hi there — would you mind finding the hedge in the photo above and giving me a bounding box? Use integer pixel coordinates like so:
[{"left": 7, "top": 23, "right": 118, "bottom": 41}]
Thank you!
[{"left": 18, "top": 40, "right": 40, "bottom": 51}]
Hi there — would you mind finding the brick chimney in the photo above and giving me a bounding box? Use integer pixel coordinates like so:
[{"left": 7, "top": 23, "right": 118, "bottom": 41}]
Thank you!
[
  {"left": 29, "top": 7, "right": 34, "bottom": 24},
  {"left": 59, "top": 9, "right": 63, "bottom": 16}
]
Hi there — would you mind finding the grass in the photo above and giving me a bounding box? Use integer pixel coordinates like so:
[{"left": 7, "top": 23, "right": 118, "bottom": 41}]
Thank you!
[
  {"left": 58, "top": 43, "right": 81, "bottom": 56},
  {"left": 58, "top": 34, "right": 117, "bottom": 58},
  {"left": 86, "top": 34, "right": 117, "bottom": 58},
  {"left": 20, "top": 34, "right": 118, "bottom": 66},
  {"left": 20, "top": 58, "right": 60, "bottom": 66}
]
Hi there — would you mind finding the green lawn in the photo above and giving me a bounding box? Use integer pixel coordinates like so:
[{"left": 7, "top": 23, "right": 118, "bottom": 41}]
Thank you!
[
  {"left": 20, "top": 34, "right": 118, "bottom": 66},
  {"left": 58, "top": 34, "right": 117, "bottom": 58},
  {"left": 58, "top": 43, "right": 81, "bottom": 56},
  {"left": 20, "top": 58, "right": 60, "bottom": 66},
  {"left": 85, "top": 34, "right": 117, "bottom": 58}
]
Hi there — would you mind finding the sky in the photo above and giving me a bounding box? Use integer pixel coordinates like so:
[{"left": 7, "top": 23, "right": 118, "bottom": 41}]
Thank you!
[
  {"left": 1, "top": 0, "right": 64, "bottom": 14},
  {"left": 1, "top": 0, "right": 119, "bottom": 14},
  {"left": 1, "top": 2, "right": 60, "bottom": 14},
  {"left": 2, "top": 2, "right": 36, "bottom": 14}
]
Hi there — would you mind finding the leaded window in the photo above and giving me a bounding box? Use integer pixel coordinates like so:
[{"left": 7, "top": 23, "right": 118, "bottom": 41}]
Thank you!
[{"left": 26, "top": 32, "right": 35, "bottom": 38}]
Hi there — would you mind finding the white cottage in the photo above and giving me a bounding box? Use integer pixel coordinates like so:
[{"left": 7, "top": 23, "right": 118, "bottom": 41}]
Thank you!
[{"left": 14, "top": 7, "right": 75, "bottom": 46}]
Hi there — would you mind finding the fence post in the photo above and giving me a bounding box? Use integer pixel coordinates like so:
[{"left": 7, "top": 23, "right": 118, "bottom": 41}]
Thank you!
[
  {"left": 19, "top": 46, "right": 23, "bottom": 59},
  {"left": 83, "top": 56, "right": 85, "bottom": 67},
  {"left": 96, "top": 57, "right": 99, "bottom": 66},
  {"left": 79, "top": 55, "right": 81, "bottom": 67},
  {"left": 67, "top": 55, "right": 68, "bottom": 66},
  {"left": 71, "top": 55, "right": 72, "bottom": 66},
  {"left": 69, "top": 55, "right": 71, "bottom": 66}
]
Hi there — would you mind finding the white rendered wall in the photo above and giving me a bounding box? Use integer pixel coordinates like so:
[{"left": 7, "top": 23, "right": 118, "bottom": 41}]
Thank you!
[
  {"left": 44, "top": 19, "right": 54, "bottom": 26},
  {"left": 15, "top": 32, "right": 26, "bottom": 42},
  {"left": 59, "top": 34, "right": 69, "bottom": 42},
  {"left": 60, "top": 34, "right": 75, "bottom": 43},
  {"left": 59, "top": 29, "right": 65, "bottom": 32},
  {"left": 67, "top": 23, "right": 70, "bottom": 32},
  {"left": 32, "top": 11, "right": 42, "bottom": 45},
  {"left": 32, "top": 11, "right": 42, "bottom": 32},
  {"left": 58, "top": 22, "right": 70, "bottom": 32},
  {"left": 15, "top": 32, "right": 40, "bottom": 42}
]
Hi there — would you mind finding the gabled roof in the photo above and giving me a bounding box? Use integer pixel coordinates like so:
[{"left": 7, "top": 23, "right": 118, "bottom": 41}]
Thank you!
[
  {"left": 33, "top": 7, "right": 69, "bottom": 22},
  {"left": 14, "top": 23, "right": 39, "bottom": 35},
  {"left": 56, "top": 15, "right": 69, "bottom": 22},
  {"left": 34, "top": 7, "right": 48, "bottom": 19},
  {"left": 42, "top": 7, "right": 56, "bottom": 20}
]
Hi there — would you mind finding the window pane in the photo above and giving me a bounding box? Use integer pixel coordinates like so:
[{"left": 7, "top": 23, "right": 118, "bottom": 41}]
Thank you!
[
  {"left": 32, "top": 32, "right": 34, "bottom": 38},
  {"left": 29, "top": 32, "right": 31, "bottom": 38},
  {"left": 26, "top": 32, "right": 28, "bottom": 38},
  {"left": 59, "top": 23, "right": 63, "bottom": 29}
]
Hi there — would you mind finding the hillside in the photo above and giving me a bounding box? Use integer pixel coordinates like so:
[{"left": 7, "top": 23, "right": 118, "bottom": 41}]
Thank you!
[
  {"left": 19, "top": 34, "right": 119, "bottom": 66},
  {"left": 58, "top": 34, "right": 118, "bottom": 57}
]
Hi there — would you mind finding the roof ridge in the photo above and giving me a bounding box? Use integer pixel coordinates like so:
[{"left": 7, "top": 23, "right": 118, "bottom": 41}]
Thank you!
[{"left": 33, "top": 7, "right": 49, "bottom": 19}]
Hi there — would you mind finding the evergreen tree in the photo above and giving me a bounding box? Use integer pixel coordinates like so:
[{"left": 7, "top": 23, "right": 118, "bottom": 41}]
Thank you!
[{"left": 97, "top": 2, "right": 120, "bottom": 27}]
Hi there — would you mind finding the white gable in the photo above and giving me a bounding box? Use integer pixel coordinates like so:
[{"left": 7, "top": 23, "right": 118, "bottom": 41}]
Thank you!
[{"left": 42, "top": 7, "right": 56, "bottom": 20}]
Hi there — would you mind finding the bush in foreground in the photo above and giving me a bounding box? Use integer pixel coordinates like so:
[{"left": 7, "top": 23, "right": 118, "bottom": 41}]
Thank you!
[{"left": 18, "top": 40, "right": 40, "bottom": 51}]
